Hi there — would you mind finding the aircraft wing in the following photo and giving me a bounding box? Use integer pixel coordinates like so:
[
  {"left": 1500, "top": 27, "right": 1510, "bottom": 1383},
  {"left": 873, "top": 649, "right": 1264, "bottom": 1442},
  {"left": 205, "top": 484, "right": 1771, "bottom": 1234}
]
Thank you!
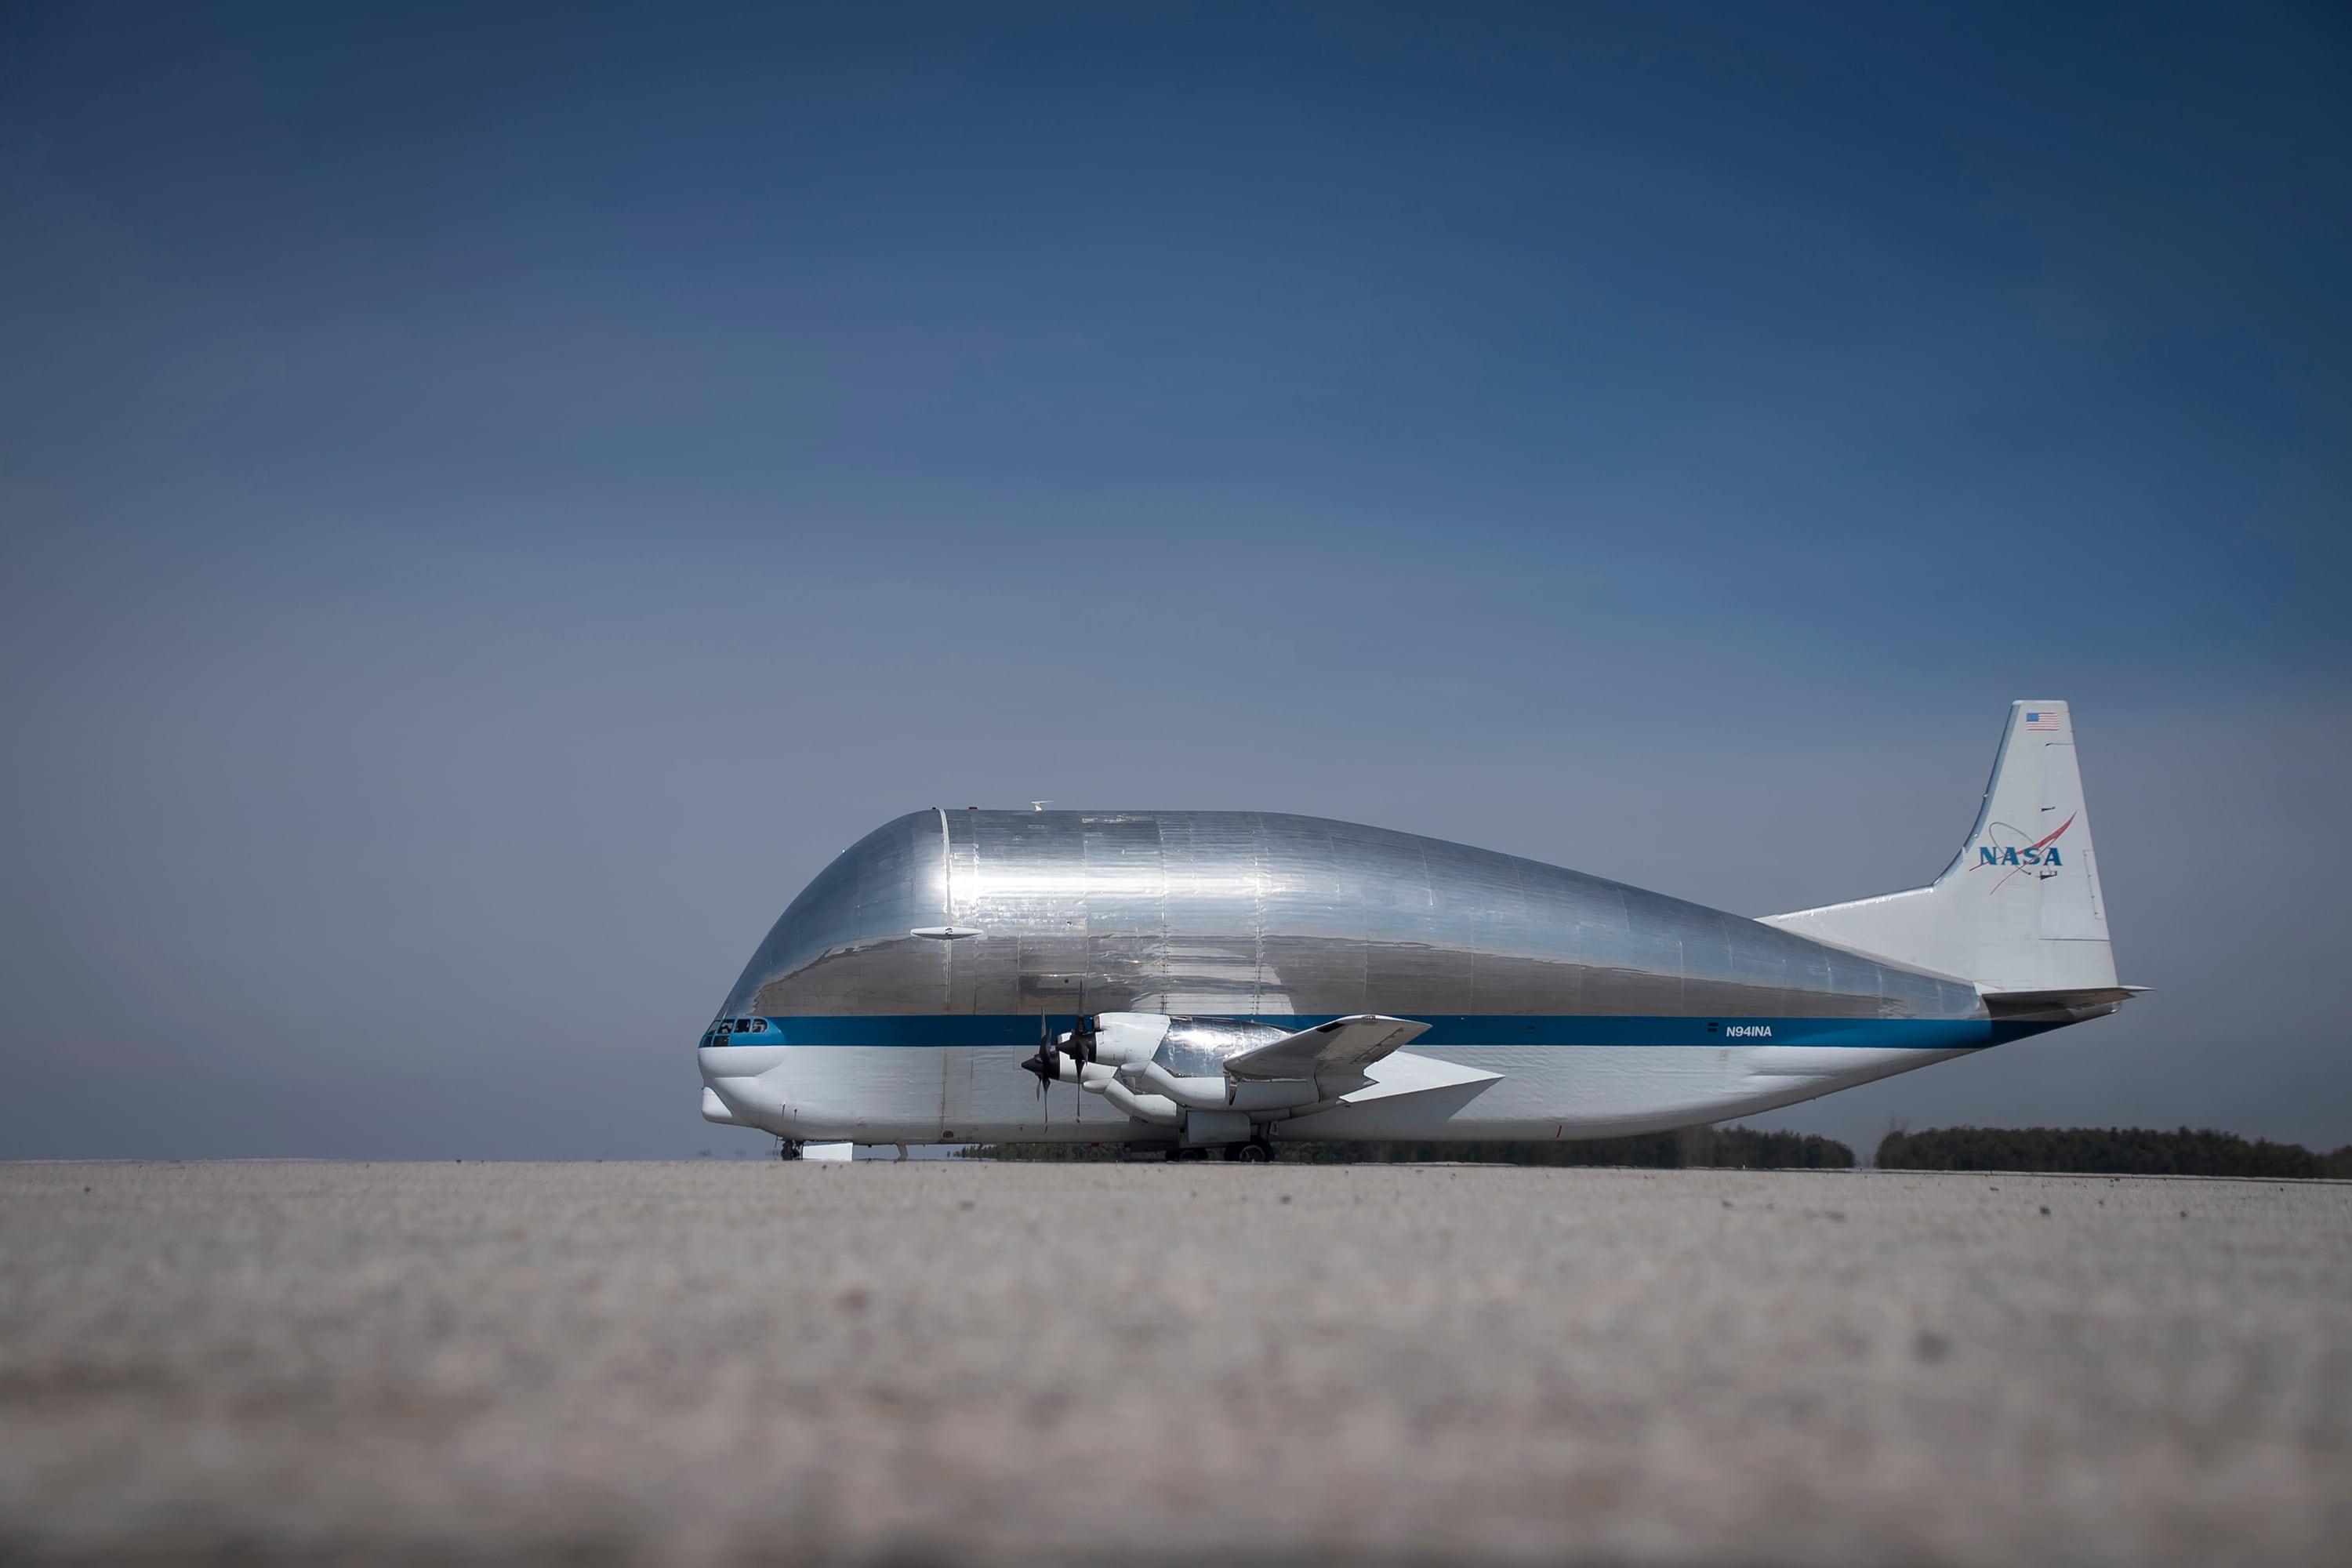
[{"left": 1224, "top": 1014, "right": 1431, "bottom": 1081}]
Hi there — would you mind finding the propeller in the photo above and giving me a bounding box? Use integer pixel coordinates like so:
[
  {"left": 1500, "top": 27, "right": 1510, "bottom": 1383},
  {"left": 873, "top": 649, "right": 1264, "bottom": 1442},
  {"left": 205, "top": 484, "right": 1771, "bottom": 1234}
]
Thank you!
[
  {"left": 1019, "top": 1010, "right": 1097, "bottom": 1090},
  {"left": 1021, "top": 1008, "right": 1056, "bottom": 1092}
]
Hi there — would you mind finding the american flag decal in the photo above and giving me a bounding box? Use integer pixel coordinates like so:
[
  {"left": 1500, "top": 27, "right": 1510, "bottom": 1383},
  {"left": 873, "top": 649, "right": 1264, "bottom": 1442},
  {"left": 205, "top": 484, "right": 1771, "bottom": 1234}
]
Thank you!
[{"left": 2024, "top": 710, "right": 2062, "bottom": 731}]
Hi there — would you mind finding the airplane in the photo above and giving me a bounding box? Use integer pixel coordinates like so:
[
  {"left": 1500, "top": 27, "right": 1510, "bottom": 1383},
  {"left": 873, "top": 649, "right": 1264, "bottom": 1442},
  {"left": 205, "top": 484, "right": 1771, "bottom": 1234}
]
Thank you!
[{"left": 699, "top": 700, "right": 2140, "bottom": 1161}]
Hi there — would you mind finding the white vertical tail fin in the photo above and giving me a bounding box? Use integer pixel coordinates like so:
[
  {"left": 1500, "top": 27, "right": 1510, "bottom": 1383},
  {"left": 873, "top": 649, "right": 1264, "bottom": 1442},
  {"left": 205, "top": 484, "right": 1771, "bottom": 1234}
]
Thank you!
[{"left": 1759, "top": 702, "right": 2122, "bottom": 997}]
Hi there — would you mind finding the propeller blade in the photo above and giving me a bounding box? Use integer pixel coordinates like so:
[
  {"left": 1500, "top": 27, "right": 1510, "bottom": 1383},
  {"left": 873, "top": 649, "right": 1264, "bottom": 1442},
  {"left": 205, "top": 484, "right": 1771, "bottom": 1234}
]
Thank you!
[{"left": 1022, "top": 1007, "right": 1052, "bottom": 1094}]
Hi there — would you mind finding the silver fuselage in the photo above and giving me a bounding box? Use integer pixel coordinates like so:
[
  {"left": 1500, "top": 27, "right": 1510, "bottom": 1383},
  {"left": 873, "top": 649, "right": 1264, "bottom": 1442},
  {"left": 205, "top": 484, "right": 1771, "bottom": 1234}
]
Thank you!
[{"left": 697, "top": 809, "right": 2032, "bottom": 1145}]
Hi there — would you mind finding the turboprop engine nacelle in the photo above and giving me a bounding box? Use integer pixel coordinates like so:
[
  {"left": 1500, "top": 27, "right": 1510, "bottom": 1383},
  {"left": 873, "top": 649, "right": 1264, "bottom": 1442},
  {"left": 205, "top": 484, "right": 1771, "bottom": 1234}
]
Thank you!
[
  {"left": 1020, "top": 1011, "right": 1174, "bottom": 1087},
  {"left": 1086, "top": 1013, "right": 1174, "bottom": 1067}
]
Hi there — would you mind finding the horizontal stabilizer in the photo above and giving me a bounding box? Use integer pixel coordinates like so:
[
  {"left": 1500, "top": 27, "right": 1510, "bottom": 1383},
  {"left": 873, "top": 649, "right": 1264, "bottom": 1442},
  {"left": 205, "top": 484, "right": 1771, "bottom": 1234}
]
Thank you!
[
  {"left": 1225, "top": 1014, "right": 1431, "bottom": 1081},
  {"left": 1980, "top": 986, "right": 2150, "bottom": 1022}
]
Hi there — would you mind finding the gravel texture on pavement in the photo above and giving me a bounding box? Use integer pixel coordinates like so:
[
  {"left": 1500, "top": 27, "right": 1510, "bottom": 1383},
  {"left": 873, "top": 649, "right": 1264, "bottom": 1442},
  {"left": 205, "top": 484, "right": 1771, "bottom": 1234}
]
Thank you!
[{"left": 1, "top": 1160, "right": 2346, "bottom": 1566}]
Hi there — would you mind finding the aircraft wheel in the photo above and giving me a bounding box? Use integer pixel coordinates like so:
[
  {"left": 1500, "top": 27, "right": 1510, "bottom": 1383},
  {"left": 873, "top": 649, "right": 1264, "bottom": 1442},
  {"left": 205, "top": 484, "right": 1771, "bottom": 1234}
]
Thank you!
[{"left": 1234, "top": 1141, "right": 1272, "bottom": 1163}]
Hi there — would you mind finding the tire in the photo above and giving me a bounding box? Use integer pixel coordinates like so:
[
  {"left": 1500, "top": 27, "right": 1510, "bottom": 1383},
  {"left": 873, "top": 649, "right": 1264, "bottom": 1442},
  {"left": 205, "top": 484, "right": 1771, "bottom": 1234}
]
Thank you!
[{"left": 1234, "top": 1141, "right": 1272, "bottom": 1163}]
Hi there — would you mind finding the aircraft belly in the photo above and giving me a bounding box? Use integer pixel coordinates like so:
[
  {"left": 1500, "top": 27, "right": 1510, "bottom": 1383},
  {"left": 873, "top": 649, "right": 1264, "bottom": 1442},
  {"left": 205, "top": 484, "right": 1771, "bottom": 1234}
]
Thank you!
[
  {"left": 1280, "top": 1042, "right": 1978, "bottom": 1140},
  {"left": 706, "top": 1039, "right": 1981, "bottom": 1144},
  {"left": 710, "top": 1046, "right": 1159, "bottom": 1142}
]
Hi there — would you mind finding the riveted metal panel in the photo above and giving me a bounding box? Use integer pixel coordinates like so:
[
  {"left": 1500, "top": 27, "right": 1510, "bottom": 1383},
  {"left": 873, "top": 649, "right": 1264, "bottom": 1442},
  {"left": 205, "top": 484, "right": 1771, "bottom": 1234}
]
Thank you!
[
  {"left": 1154, "top": 812, "right": 1269, "bottom": 1011},
  {"left": 1081, "top": 813, "right": 1166, "bottom": 1011}
]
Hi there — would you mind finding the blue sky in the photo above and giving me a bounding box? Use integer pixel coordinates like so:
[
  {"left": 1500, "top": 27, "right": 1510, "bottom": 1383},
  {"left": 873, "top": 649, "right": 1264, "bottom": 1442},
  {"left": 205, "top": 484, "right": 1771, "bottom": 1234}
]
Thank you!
[{"left": 3, "top": 2, "right": 2347, "bottom": 1157}]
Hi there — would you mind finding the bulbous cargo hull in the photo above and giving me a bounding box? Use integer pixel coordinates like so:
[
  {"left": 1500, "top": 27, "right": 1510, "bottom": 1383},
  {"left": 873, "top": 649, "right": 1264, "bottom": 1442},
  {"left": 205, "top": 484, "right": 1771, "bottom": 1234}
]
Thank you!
[
  {"left": 696, "top": 808, "right": 2013, "bottom": 1147},
  {"left": 727, "top": 809, "right": 1983, "bottom": 1022}
]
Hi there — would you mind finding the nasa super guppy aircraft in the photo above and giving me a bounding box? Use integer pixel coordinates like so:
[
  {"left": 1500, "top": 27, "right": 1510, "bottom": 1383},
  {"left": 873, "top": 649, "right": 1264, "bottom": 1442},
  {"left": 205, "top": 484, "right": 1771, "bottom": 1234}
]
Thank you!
[{"left": 699, "top": 701, "right": 2139, "bottom": 1160}]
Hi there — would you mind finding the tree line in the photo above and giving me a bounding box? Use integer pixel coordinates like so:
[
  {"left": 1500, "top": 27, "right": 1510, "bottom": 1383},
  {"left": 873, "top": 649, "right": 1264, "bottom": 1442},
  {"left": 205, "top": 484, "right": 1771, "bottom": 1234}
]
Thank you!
[
  {"left": 960, "top": 1123, "right": 2352, "bottom": 1176},
  {"left": 1876, "top": 1126, "right": 2352, "bottom": 1178},
  {"left": 960, "top": 1123, "right": 1854, "bottom": 1167}
]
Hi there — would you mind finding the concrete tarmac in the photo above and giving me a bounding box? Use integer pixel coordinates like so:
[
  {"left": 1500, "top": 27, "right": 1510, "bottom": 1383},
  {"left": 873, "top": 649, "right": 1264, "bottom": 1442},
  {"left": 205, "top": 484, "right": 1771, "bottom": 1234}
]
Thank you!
[{"left": 1, "top": 1160, "right": 2346, "bottom": 1566}]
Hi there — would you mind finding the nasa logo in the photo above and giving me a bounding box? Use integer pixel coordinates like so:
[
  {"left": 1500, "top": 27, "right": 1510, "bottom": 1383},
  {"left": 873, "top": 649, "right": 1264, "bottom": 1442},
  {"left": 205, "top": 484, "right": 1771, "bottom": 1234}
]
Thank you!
[
  {"left": 1969, "top": 811, "right": 2078, "bottom": 888},
  {"left": 1980, "top": 844, "right": 2063, "bottom": 868}
]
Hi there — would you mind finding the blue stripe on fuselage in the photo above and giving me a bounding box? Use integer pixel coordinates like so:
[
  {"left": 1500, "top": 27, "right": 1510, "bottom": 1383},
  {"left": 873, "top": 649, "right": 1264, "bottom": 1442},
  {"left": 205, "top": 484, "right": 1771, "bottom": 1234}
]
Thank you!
[{"left": 699, "top": 1014, "right": 2054, "bottom": 1051}]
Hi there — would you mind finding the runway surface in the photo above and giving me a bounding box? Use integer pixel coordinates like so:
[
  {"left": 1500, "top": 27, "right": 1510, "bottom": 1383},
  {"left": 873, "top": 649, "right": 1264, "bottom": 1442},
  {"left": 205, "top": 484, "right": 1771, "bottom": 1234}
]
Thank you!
[{"left": 2, "top": 1160, "right": 2346, "bottom": 1566}]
